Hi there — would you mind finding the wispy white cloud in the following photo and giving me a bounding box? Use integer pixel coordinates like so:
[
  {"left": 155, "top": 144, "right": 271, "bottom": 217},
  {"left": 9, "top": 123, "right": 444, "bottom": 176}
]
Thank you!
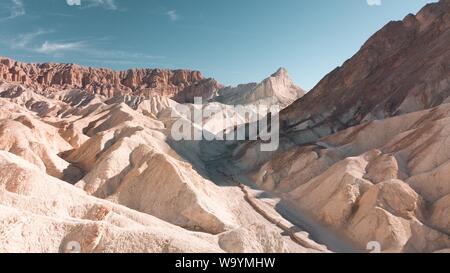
[
  {"left": 11, "top": 0, "right": 25, "bottom": 17},
  {"left": 5, "top": 29, "right": 87, "bottom": 54},
  {"left": 10, "top": 29, "right": 54, "bottom": 49},
  {"left": 35, "top": 41, "right": 87, "bottom": 54},
  {"left": 66, "top": 0, "right": 81, "bottom": 6},
  {"left": 46, "top": 12, "right": 75, "bottom": 17},
  {"left": 166, "top": 10, "right": 179, "bottom": 22},
  {"left": 5, "top": 30, "right": 165, "bottom": 64},
  {"left": 367, "top": 0, "right": 382, "bottom": 6},
  {"left": 65, "top": 0, "right": 118, "bottom": 10},
  {"left": 0, "top": 0, "right": 25, "bottom": 21}
]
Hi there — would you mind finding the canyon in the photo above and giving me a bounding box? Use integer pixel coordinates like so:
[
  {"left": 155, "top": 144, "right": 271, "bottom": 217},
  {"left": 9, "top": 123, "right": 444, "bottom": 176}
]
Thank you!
[{"left": 0, "top": 0, "right": 449, "bottom": 253}]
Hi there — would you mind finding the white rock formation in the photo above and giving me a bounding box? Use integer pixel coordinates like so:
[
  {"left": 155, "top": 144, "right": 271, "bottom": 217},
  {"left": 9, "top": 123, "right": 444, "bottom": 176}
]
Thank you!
[
  {"left": 215, "top": 68, "right": 305, "bottom": 108},
  {"left": 0, "top": 81, "right": 320, "bottom": 253}
]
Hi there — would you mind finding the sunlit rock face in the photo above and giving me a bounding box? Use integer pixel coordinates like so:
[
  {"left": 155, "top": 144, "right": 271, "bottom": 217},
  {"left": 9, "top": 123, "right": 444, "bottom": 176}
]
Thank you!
[
  {"left": 215, "top": 68, "right": 305, "bottom": 108},
  {"left": 0, "top": 58, "right": 222, "bottom": 103}
]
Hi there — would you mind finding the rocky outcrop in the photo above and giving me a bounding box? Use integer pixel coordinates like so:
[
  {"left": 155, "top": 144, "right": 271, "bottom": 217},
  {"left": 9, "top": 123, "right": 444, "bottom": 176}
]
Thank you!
[
  {"left": 216, "top": 68, "right": 304, "bottom": 108},
  {"left": 0, "top": 57, "right": 222, "bottom": 103},
  {"left": 280, "top": 0, "right": 450, "bottom": 145}
]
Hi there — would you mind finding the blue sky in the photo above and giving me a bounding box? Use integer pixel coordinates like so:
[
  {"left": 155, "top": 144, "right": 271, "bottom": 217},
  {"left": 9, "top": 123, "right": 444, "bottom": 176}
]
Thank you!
[{"left": 0, "top": 0, "right": 437, "bottom": 90}]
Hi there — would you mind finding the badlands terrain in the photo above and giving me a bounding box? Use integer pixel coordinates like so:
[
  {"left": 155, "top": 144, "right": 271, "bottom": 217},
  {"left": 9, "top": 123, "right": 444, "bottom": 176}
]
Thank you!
[{"left": 0, "top": 0, "right": 449, "bottom": 253}]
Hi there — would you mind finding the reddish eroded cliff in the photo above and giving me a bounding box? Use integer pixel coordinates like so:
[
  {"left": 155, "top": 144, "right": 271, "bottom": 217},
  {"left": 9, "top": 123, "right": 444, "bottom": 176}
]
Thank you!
[{"left": 0, "top": 57, "right": 223, "bottom": 103}]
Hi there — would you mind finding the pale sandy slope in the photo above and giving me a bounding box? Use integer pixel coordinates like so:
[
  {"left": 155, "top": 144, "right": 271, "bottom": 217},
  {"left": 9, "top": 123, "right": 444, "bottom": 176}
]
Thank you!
[
  {"left": 0, "top": 80, "right": 321, "bottom": 253},
  {"left": 246, "top": 103, "right": 450, "bottom": 252}
]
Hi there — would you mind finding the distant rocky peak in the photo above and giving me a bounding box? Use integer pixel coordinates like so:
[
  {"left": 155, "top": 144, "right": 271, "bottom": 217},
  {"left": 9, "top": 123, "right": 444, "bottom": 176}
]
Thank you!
[
  {"left": 271, "top": 67, "right": 289, "bottom": 78},
  {"left": 214, "top": 67, "right": 304, "bottom": 108}
]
